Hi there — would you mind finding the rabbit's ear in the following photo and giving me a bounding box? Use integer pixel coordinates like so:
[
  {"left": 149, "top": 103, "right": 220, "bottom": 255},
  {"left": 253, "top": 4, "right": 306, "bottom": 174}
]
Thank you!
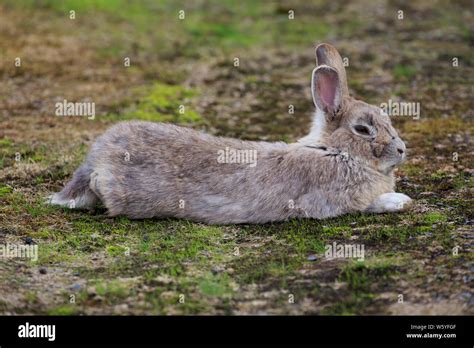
[
  {"left": 315, "top": 43, "right": 349, "bottom": 97},
  {"left": 311, "top": 65, "right": 342, "bottom": 114}
]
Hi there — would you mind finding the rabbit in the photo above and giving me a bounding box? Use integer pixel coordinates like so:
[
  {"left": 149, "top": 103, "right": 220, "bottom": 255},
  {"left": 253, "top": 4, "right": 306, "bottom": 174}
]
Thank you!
[{"left": 48, "top": 43, "right": 412, "bottom": 224}]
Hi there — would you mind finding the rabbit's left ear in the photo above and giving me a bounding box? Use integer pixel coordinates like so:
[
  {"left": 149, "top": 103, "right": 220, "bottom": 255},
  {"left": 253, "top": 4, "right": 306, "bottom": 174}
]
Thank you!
[
  {"left": 315, "top": 43, "right": 349, "bottom": 97},
  {"left": 311, "top": 65, "right": 342, "bottom": 115}
]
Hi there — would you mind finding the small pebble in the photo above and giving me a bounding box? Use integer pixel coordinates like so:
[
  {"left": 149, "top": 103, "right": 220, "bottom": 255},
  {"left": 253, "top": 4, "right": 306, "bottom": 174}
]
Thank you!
[
  {"left": 70, "top": 284, "right": 82, "bottom": 291},
  {"left": 458, "top": 291, "right": 471, "bottom": 301},
  {"left": 24, "top": 237, "right": 35, "bottom": 245},
  {"left": 307, "top": 255, "right": 318, "bottom": 262},
  {"left": 211, "top": 266, "right": 224, "bottom": 274},
  {"left": 39, "top": 267, "right": 47, "bottom": 275}
]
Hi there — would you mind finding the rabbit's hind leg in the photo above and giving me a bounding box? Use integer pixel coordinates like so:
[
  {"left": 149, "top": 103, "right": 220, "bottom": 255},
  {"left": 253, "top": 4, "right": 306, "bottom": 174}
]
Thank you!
[
  {"left": 47, "top": 163, "right": 98, "bottom": 209},
  {"left": 89, "top": 170, "right": 109, "bottom": 205},
  {"left": 88, "top": 169, "right": 123, "bottom": 217}
]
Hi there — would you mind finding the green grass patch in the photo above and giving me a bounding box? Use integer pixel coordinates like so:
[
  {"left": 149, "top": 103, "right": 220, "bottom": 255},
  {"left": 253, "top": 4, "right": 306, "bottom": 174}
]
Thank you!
[
  {"left": 199, "top": 273, "right": 234, "bottom": 297},
  {"left": 341, "top": 260, "right": 397, "bottom": 292},
  {"left": 48, "top": 305, "right": 79, "bottom": 315},
  {"left": 401, "top": 163, "right": 423, "bottom": 176},
  {"left": 117, "top": 83, "right": 202, "bottom": 124},
  {"left": 393, "top": 64, "right": 417, "bottom": 79},
  {"left": 422, "top": 212, "right": 448, "bottom": 224},
  {"left": 0, "top": 185, "right": 13, "bottom": 197},
  {"left": 95, "top": 279, "right": 131, "bottom": 300},
  {"left": 0, "top": 138, "right": 13, "bottom": 148},
  {"left": 322, "top": 259, "right": 401, "bottom": 314}
]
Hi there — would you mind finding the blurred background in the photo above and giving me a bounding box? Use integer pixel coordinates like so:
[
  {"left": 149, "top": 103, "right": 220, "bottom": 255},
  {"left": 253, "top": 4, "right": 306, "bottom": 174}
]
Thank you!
[{"left": 1, "top": 0, "right": 472, "bottom": 141}]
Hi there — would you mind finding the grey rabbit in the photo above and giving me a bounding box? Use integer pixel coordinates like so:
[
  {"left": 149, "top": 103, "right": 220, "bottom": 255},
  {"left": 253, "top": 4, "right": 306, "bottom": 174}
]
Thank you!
[{"left": 48, "top": 43, "right": 412, "bottom": 224}]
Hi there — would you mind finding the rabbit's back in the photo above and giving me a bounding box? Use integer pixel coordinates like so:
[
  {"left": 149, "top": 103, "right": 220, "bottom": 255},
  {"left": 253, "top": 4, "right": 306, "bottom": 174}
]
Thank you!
[
  {"left": 87, "top": 121, "right": 293, "bottom": 222},
  {"left": 89, "top": 121, "right": 289, "bottom": 179}
]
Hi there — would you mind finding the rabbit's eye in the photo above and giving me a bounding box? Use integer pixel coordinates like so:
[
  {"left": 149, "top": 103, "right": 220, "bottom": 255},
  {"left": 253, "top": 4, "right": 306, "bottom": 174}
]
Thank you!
[{"left": 354, "top": 125, "right": 372, "bottom": 136}]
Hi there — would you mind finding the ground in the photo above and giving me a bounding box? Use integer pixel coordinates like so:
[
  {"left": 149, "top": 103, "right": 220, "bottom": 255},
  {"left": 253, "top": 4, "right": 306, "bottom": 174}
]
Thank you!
[{"left": 0, "top": 0, "right": 472, "bottom": 315}]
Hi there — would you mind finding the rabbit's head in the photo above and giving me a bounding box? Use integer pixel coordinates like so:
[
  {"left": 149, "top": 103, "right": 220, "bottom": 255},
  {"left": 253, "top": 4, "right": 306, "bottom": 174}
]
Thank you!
[{"left": 310, "top": 43, "right": 407, "bottom": 174}]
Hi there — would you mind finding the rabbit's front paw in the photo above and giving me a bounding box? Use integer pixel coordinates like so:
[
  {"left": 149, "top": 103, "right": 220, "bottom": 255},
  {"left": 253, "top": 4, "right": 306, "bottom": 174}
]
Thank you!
[{"left": 366, "top": 193, "right": 412, "bottom": 213}]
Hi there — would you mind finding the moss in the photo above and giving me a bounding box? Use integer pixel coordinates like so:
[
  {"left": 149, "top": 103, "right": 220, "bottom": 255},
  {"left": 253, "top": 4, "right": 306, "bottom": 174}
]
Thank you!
[
  {"left": 401, "top": 163, "right": 423, "bottom": 176},
  {"left": 0, "top": 185, "right": 13, "bottom": 197},
  {"left": 199, "top": 274, "right": 234, "bottom": 297},
  {"left": 95, "top": 279, "right": 131, "bottom": 300},
  {"left": 322, "top": 259, "right": 401, "bottom": 315},
  {"left": 48, "top": 305, "right": 79, "bottom": 315},
  {"left": 422, "top": 212, "right": 448, "bottom": 224},
  {"left": 405, "top": 118, "right": 467, "bottom": 138},
  {"left": 322, "top": 225, "right": 351, "bottom": 236},
  {"left": 393, "top": 64, "right": 417, "bottom": 79},
  {"left": 452, "top": 172, "right": 474, "bottom": 189},
  {"left": 343, "top": 260, "right": 398, "bottom": 291},
  {"left": 0, "top": 138, "right": 13, "bottom": 148},
  {"left": 106, "top": 245, "right": 128, "bottom": 257},
  {"left": 120, "top": 83, "right": 202, "bottom": 124},
  {"left": 24, "top": 291, "right": 40, "bottom": 305},
  {"left": 430, "top": 170, "right": 449, "bottom": 181}
]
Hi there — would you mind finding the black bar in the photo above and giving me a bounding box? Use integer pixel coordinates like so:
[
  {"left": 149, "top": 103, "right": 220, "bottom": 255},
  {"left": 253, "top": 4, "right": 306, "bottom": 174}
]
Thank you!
[{"left": 0, "top": 315, "right": 472, "bottom": 346}]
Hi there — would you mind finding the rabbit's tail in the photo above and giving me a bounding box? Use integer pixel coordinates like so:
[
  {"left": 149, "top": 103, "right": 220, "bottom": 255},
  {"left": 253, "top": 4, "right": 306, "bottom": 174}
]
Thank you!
[{"left": 47, "top": 163, "right": 98, "bottom": 209}]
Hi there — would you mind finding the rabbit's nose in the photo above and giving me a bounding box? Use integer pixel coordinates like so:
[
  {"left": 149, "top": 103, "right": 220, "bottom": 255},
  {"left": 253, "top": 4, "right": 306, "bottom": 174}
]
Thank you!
[{"left": 393, "top": 137, "right": 406, "bottom": 157}]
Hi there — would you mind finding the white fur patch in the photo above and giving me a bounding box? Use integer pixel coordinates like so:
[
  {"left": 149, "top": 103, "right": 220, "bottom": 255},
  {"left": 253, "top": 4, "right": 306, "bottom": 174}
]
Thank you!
[
  {"left": 297, "top": 108, "right": 326, "bottom": 145},
  {"left": 366, "top": 193, "right": 412, "bottom": 213},
  {"left": 46, "top": 193, "right": 70, "bottom": 207},
  {"left": 46, "top": 192, "right": 96, "bottom": 209}
]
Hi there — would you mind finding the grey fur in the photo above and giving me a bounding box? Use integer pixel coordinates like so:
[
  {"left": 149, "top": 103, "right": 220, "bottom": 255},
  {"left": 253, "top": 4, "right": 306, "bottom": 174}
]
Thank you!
[{"left": 49, "top": 43, "right": 412, "bottom": 224}]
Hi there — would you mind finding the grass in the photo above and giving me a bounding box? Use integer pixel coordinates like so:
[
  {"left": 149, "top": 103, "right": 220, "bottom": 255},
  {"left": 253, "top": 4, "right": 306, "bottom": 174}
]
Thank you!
[
  {"left": 393, "top": 64, "right": 417, "bottom": 79},
  {"left": 118, "top": 83, "right": 202, "bottom": 124},
  {"left": 322, "top": 259, "right": 401, "bottom": 315}
]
